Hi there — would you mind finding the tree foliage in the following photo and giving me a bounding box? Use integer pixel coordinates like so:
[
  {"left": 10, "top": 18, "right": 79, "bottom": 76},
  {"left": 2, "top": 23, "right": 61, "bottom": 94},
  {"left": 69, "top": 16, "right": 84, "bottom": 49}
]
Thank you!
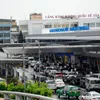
[{"left": 18, "top": 30, "right": 25, "bottom": 43}]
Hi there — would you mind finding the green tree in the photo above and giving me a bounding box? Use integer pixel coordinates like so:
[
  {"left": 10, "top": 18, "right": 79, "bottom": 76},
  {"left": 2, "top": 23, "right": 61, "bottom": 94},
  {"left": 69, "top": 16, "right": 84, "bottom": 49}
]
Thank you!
[{"left": 18, "top": 30, "right": 25, "bottom": 43}]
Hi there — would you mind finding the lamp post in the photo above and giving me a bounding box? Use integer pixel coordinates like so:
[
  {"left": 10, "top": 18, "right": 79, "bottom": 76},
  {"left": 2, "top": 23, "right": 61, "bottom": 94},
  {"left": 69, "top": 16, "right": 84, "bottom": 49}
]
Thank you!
[
  {"left": 22, "top": 42, "right": 25, "bottom": 92},
  {"left": 35, "top": 40, "right": 41, "bottom": 86}
]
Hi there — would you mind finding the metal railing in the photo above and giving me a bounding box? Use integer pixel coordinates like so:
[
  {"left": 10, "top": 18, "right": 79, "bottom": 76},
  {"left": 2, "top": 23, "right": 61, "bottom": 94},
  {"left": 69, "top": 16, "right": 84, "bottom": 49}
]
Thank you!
[{"left": 0, "top": 91, "right": 57, "bottom": 100}]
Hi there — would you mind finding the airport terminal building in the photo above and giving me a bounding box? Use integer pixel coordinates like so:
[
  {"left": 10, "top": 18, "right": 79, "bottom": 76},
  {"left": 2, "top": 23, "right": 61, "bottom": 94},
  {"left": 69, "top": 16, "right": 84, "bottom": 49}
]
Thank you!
[{"left": 19, "top": 17, "right": 100, "bottom": 42}]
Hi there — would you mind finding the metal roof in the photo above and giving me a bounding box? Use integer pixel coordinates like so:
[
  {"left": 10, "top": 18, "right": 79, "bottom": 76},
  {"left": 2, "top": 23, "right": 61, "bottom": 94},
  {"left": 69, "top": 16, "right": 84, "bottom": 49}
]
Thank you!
[
  {"left": 0, "top": 58, "right": 28, "bottom": 63},
  {"left": 26, "top": 36, "right": 100, "bottom": 40},
  {"left": 2, "top": 45, "right": 100, "bottom": 55},
  {"left": 26, "top": 30, "right": 100, "bottom": 37}
]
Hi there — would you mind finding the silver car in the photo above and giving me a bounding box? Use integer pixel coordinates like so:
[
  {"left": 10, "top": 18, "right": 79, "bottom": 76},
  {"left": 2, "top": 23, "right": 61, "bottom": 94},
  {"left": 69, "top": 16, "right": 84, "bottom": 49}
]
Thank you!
[{"left": 46, "top": 80, "right": 56, "bottom": 90}]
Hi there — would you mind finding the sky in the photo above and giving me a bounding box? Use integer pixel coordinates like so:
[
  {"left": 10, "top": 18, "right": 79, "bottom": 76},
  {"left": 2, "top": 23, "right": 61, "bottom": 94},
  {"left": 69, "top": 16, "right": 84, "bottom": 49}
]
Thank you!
[{"left": 0, "top": 0, "right": 100, "bottom": 21}]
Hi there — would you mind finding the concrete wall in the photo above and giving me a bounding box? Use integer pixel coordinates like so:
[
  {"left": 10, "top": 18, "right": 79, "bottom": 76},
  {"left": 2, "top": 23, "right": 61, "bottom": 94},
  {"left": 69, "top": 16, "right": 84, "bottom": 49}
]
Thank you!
[{"left": 28, "top": 20, "right": 42, "bottom": 35}]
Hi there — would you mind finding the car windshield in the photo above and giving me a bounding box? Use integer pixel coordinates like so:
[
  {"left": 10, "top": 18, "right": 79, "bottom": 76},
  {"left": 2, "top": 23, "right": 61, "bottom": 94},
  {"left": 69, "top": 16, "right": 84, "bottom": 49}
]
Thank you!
[
  {"left": 51, "top": 70, "right": 57, "bottom": 72},
  {"left": 69, "top": 73, "right": 75, "bottom": 75},
  {"left": 47, "top": 81, "right": 55, "bottom": 84},
  {"left": 47, "top": 68, "right": 53, "bottom": 70},
  {"left": 55, "top": 76, "right": 62, "bottom": 79},
  {"left": 56, "top": 73, "right": 62, "bottom": 74},
  {"left": 71, "top": 87, "right": 79, "bottom": 91},
  {"left": 55, "top": 79, "right": 63, "bottom": 82},
  {"left": 92, "top": 93, "right": 100, "bottom": 96},
  {"left": 29, "top": 58, "right": 34, "bottom": 61},
  {"left": 91, "top": 80, "right": 100, "bottom": 84}
]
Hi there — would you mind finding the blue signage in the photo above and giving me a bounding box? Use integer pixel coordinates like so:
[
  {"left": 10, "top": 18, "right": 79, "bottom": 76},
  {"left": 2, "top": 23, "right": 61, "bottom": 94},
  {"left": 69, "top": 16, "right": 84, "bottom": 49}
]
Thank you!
[
  {"left": 56, "top": 52, "right": 74, "bottom": 56},
  {"left": 49, "top": 26, "right": 89, "bottom": 33},
  {"left": 50, "top": 27, "right": 68, "bottom": 32}
]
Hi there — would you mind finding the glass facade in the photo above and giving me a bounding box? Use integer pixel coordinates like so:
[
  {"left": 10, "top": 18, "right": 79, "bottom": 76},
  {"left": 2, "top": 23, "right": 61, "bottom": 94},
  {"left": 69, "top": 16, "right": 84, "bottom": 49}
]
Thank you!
[
  {"left": 83, "top": 23, "right": 95, "bottom": 27},
  {"left": 44, "top": 24, "right": 52, "bottom": 28},
  {"left": 0, "top": 25, "right": 11, "bottom": 43},
  {"left": 54, "top": 24, "right": 61, "bottom": 28},
  {"left": 61, "top": 23, "right": 69, "bottom": 28},
  {"left": 70, "top": 22, "right": 78, "bottom": 27},
  {"left": 96, "top": 23, "right": 100, "bottom": 27},
  {"left": 89, "top": 23, "right": 95, "bottom": 27}
]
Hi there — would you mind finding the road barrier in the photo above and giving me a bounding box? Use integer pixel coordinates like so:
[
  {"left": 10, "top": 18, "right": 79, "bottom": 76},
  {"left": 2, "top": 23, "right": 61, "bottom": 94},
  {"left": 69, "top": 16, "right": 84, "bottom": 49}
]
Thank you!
[{"left": 0, "top": 91, "right": 57, "bottom": 100}]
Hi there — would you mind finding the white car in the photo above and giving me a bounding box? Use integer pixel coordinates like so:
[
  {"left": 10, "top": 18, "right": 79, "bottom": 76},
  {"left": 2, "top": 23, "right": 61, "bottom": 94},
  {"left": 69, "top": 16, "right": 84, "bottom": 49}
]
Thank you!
[
  {"left": 79, "top": 91, "right": 100, "bottom": 100},
  {"left": 55, "top": 79, "right": 65, "bottom": 88},
  {"left": 46, "top": 80, "right": 56, "bottom": 90},
  {"left": 49, "top": 70, "right": 57, "bottom": 76}
]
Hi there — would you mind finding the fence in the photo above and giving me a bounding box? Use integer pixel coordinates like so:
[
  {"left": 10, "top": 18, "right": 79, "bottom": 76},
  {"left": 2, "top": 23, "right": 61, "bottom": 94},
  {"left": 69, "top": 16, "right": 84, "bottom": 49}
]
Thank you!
[{"left": 0, "top": 91, "right": 57, "bottom": 100}]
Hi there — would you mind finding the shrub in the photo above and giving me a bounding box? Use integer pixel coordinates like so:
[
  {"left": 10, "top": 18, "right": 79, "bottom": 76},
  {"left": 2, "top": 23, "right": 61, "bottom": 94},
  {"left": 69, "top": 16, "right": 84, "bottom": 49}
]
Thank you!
[
  {"left": 25, "top": 81, "right": 53, "bottom": 97},
  {"left": 0, "top": 81, "right": 53, "bottom": 98},
  {"left": 7, "top": 83, "right": 15, "bottom": 91},
  {"left": 0, "top": 82, "right": 7, "bottom": 90}
]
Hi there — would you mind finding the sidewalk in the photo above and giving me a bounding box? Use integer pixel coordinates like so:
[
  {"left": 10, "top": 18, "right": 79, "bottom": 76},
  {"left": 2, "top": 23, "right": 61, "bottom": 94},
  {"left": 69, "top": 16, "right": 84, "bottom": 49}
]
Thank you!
[{"left": 0, "top": 98, "right": 4, "bottom": 100}]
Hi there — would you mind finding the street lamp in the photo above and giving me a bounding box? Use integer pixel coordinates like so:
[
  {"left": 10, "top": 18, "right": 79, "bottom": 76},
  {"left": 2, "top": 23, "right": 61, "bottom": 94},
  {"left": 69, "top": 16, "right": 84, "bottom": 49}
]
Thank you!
[
  {"left": 35, "top": 40, "right": 41, "bottom": 86},
  {"left": 22, "top": 43, "right": 26, "bottom": 92},
  {"left": 22, "top": 42, "right": 29, "bottom": 91}
]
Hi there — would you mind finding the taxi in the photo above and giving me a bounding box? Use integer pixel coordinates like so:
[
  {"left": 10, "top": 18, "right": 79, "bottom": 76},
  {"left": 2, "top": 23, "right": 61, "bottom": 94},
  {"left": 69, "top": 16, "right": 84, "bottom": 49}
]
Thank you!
[{"left": 56, "top": 85, "right": 81, "bottom": 99}]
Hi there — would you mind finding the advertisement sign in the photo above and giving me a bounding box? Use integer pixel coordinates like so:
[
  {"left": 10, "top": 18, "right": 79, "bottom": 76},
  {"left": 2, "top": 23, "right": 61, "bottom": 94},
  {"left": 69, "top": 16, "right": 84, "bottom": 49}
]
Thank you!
[
  {"left": 56, "top": 52, "right": 74, "bottom": 56},
  {"left": 49, "top": 26, "right": 89, "bottom": 33},
  {"left": 45, "top": 14, "right": 100, "bottom": 19}
]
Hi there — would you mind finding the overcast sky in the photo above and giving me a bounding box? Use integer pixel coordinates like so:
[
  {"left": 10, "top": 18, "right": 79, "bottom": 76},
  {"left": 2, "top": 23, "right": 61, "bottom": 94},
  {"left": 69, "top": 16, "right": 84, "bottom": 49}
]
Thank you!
[{"left": 0, "top": 0, "right": 100, "bottom": 21}]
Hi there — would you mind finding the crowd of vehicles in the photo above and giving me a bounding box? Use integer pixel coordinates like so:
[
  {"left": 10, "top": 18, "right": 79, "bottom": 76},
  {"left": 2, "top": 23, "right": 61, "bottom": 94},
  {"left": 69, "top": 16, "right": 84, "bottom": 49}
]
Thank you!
[
  {"left": 32, "top": 61, "right": 100, "bottom": 99},
  {"left": 14, "top": 58, "right": 100, "bottom": 99}
]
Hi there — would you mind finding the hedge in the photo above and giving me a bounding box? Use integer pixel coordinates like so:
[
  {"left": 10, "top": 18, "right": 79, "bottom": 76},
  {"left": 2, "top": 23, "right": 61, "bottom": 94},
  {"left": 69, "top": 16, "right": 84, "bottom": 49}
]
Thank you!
[{"left": 0, "top": 81, "right": 53, "bottom": 97}]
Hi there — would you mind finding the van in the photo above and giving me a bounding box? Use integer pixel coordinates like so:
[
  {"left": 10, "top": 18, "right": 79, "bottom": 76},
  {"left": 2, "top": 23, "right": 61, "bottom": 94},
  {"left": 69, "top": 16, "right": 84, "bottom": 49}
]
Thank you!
[
  {"left": 85, "top": 77, "right": 100, "bottom": 91},
  {"left": 91, "top": 73, "right": 100, "bottom": 79},
  {"left": 28, "top": 57, "right": 34, "bottom": 64}
]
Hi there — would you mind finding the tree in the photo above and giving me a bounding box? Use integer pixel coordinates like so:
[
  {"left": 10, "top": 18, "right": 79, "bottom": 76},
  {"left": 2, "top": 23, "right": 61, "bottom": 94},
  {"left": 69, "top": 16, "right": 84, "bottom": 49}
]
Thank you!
[{"left": 18, "top": 30, "right": 25, "bottom": 43}]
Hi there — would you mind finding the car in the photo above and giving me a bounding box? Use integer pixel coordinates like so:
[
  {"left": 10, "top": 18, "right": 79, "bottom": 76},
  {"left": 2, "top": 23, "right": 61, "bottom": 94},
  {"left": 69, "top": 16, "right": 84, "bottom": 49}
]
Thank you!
[
  {"left": 35, "top": 75, "right": 47, "bottom": 82},
  {"left": 55, "top": 79, "right": 65, "bottom": 89},
  {"left": 49, "top": 70, "right": 57, "bottom": 77},
  {"left": 46, "top": 80, "right": 56, "bottom": 90},
  {"left": 63, "top": 72, "right": 76, "bottom": 83},
  {"left": 28, "top": 57, "right": 34, "bottom": 64},
  {"left": 85, "top": 77, "right": 100, "bottom": 91},
  {"left": 53, "top": 72, "right": 63, "bottom": 78},
  {"left": 79, "top": 91, "right": 100, "bottom": 100},
  {"left": 44, "top": 67, "right": 54, "bottom": 76},
  {"left": 91, "top": 73, "right": 100, "bottom": 79},
  {"left": 56, "top": 85, "right": 81, "bottom": 99}
]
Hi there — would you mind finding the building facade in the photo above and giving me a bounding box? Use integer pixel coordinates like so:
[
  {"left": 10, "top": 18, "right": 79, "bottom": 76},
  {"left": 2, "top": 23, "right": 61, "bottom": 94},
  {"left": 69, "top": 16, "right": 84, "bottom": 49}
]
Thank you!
[
  {"left": 19, "top": 17, "right": 100, "bottom": 35},
  {"left": 24, "top": 17, "right": 100, "bottom": 43},
  {"left": 19, "top": 20, "right": 42, "bottom": 35},
  {"left": 0, "top": 19, "right": 18, "bottom": 43},
  {"left": 19, "top": 13, "right": 43, "bottom": 36},
  {"left": 42, "top": 18, "right": 100, "bottom": 34},
  {"left": 11, "top": 20, "right": 19, "bottom": 43},
  {"left": 0, "top": 19, "right": 12, "bottom": 43}
]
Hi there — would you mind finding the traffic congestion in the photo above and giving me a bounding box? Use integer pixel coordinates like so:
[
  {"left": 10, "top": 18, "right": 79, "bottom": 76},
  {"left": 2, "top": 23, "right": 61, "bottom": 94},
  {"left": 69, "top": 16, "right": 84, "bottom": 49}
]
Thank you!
[{"left": 21, "top": 56, "right": 100, "bottom": 100}]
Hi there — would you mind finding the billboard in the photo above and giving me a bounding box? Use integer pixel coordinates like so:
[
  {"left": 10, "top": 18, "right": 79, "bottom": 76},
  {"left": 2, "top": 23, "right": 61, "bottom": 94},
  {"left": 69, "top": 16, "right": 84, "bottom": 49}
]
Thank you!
[{"left": 49, "top": 26, "right": 89, "bottom": 33}]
